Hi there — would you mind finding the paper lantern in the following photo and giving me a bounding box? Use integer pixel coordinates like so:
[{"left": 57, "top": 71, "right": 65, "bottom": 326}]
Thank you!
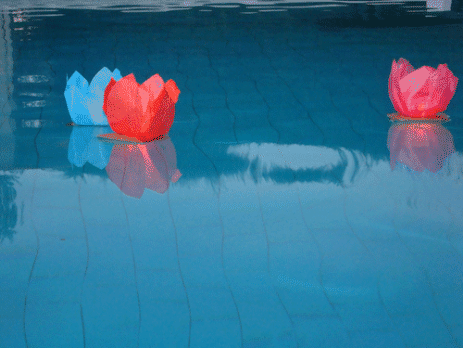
[
  {"left": 65, "top": 67, "right": 122, "bottom": 125},
  {"left": 103, "top": 74, "right": 180, "bottom": 142},
  {"left": 388, "top": 58, "right": 458, "bottom": 119}
]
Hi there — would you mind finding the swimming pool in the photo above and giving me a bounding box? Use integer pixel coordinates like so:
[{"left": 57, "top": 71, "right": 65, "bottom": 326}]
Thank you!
[{"left": 1, "top": 1, "right": 463, "bottom": 347}]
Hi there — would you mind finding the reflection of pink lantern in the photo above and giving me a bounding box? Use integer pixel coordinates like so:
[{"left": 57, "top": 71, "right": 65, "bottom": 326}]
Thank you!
[
  {"left": 105, "top": 136, "right": 181, "bottom": 199},
  {"left": 387, "top": 122, "right": 455, "bottom": 173},
  {"left": 103, "top": 74, "right": 180, "bottom": 142},
  {"left": 388, "top": 58, "right": 458, "bottom": 120}
]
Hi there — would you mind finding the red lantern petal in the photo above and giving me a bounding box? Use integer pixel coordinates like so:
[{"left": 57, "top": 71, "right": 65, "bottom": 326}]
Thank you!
[
  {"left": 165, "top": 79, "right": 180, "bottom": 104},
  {"left": 103, "top": 77, "right": 117, "bottom": 117}
]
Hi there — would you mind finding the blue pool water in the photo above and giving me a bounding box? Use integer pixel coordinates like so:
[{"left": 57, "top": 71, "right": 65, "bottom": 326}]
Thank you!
[{"left": 1, "top": 1, "right": 463, "bottom": 347}]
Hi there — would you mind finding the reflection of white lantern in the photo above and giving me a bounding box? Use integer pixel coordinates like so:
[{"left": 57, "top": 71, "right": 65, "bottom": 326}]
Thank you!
[{"left": 426, "top": 0, "right": 452, "bottom": 11}]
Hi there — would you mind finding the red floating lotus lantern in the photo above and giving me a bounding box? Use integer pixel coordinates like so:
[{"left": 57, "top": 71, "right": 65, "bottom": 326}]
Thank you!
[
  {"left": 388, "top": 58, "right": 458, "bottom": 121},
  {"left": 103, "top": 73, "right": 180, "bottom": 142},
  {"left": 387, "top": 122, "right": 455, "bottom": 173}
]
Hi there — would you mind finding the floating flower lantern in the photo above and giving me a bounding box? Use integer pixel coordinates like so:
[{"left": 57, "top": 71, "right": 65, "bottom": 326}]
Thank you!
[
  {"left": 387, "top": 121, "right": 455, "bottom": 173},
  {"left": 68, "top": 126, "right": 114, "bottom": 169},
  {"left": 388, "top": 58, "right": 458, "bottom": 121},
  {"left": 105, "top": 136, "right": 181, "bottom": 198},
  {"left": 103, "top": 73, "right": 180, "bottom": 143},
  {"left": 64, "top": 67, "right": 122, "bottom": 125}
]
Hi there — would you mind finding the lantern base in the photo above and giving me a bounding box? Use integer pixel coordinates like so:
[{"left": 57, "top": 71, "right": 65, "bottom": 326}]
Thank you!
[
  {"left": 97, "top": 133, "right": 165, "bottom": 144},
  {"left": 387, "top": 112, "right": 450, "bottom": 123}
]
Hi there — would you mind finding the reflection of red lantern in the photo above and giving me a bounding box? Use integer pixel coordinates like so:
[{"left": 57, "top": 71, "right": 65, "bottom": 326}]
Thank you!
[
  {"left": 388, "top": 58, "right": 458, "bottom": 118},
  {"left": 103, "top": 74, "right": 180, "bottom": 142},
  {"left": 105, "top": 137, "right": 181, "bottom": 198},
  {"left": 387, "top": 122, "right": 455, "bottom": 173}
]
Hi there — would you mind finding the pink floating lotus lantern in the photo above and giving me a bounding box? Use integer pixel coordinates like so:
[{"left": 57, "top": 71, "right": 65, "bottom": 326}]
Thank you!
[
  {"left": 387, "top": 121, "right": 455, "bottom": 173},
  {"left": 388, "top": 58, "right": 458, "bottom": 121},
  {"left": 103, "top": 73, "right": 180, "bottom": 142},
  {"left": 105, "top": 136, "right": 181, "bottom": 198}
]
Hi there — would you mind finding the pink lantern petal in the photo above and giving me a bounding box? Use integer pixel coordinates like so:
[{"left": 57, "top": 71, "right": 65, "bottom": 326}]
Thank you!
[{"left": 389, "top": 59, "right": 415, "bottom": 117}]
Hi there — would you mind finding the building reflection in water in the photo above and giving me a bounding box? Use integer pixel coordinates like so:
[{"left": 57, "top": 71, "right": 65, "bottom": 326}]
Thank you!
[
  {"left": 427, "top": 0, "right": 452, "bottom": 11},
  {"left": 387, "top": 121, "right": 455, "bottom": 173},
  {"left": 0, "top": 10, "right": 19, "bottom": 243},
  {"left": 0, "top": 10, "right": 15, "bottom": 169}
]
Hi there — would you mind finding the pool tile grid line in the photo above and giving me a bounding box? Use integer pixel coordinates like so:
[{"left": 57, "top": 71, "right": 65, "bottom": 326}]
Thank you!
[
  {"left": 418, "top": 185, "right": 463, "bottom": 260},
  {"left": 339, "top": 165, "right": 463, "bottom": 346},
  {"left": 78, "top": 182, "right": 141, "bottom": 347},
  {"left": 166, "top": 40, "right": 274, "bottom": 342},
  {"left": 212, "top": 186, "right": 294, "bottom": 346},
  {"left": 203, "top": 45, "right": 239, "bottom": 146},
  {"left": 189, "top": 120, "right": 243, "bottom": 344},
  {"left": 244, "top": 25, "right": 327, "bottom": 147},
  {"left": 229, "top": 82, "right": 355, "bottom": 344},
  {"left": 166, "top": 45, "right": 243, "bottom": 344},
  {"left": 293, "top": 177, "right": 356, "bottom": 345},
  {"left": 119, "top": 194, "right": 142, "bottom": 348},
  {"left": 298, "top": 45, "right": 367, "bottom": 152},
  {"left": 281, "top": 27, "right": 388, "bottom": 135},
  {"left": 167, "top": 194, "right": 192, "bottom": 347},
  {"left": 167, "top": 181, "right": 243, "bottom": 346},
  {"left": 77, "top": 179, "right": 90, "bottom": 348},
  {"left": 223, "top": 40, "right": 282, "bottom": 144},
  {"left": 160, "top": 24, "right": 402, "bottom": 342},
  {"left": 22, "top": 172, "right": 40, "bottom": 348},
  {"left": 309, "top": 163, "right": 410, "bottom": 346},
  {"left": 22, "top": 176, "right": 87, "bottom": 348},
  {"left": 258, "top": 173, "right": 355, "bottom": 343},
  {"left": 20, "top": 176, "right": 89, "bottom": 348},
  {"left": 440, "top": 200, "right": 463, "bottom": 260},
  {"left": 339, "top": 187, "right": 409, "bottom": 346},
  {"left": 341, "top": 167, "right": 462, "bottom": 347},
  {"left": 222, "top": 33, "right": 323, "bottom": 144},
  {"left": 389, "top": 199, "right": 460, "bottom": 347},
  {"left": 255, "top": 189, "right": 299, "bottom": 346},
  {"left": 322, "top": 42, "right": 388, "bottom": 133},
  {"left": 118, "top": 190, "right": 190, "bottom": 346},
  {"left": 205, "top": 45, "right": 281, "bottom": 145},
  {"left": 333, "top": 54, "right": 384, "bottom": 119},
  {"left": 278, "top": 33, "right": 368, "bottom": 153}
]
